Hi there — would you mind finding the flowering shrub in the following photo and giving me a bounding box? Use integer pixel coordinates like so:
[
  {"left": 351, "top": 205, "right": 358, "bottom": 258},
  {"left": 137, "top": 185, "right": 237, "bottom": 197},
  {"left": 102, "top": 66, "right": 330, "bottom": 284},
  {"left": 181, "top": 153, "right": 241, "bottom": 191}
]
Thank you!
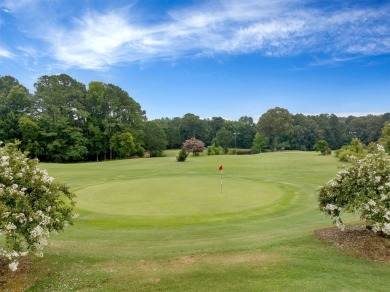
[
  {"left": 318, "top": 145, "right": 390, "bottom": 236},
  {"left": 182, "top": 138, "right": 205, "bottom": 156},
  {"left": 0, "top": 142, "right": 76, "bottom": 271}
]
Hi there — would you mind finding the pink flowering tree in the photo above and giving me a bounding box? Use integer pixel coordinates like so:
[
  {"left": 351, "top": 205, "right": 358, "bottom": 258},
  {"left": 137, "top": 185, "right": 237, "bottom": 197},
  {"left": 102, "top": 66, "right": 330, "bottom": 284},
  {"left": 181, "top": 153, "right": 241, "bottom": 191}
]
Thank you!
[
  {"left": 0, "top": 142, "right": 76, "bottom": 271},
  {"left": 318, "top": 145, "right": 390, "bottom": 236},
  {"left": 182, "top": 138, "right": 206, "bottom": 156}
]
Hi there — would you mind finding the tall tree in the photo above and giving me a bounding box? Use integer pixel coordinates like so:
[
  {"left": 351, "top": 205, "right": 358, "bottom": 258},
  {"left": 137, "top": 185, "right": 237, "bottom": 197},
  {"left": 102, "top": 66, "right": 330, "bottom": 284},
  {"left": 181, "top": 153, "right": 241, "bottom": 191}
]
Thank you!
[
  {"left": 0, "top": 85, "right": 32, "bottom": 144},
  {"left": 33, "top": 74, "right": 88, "bottom": 162},
  {"left": 251, "top": 132, "right": 269, "bottom": 154},
  {"left": 179, "top": 113, "right": 206, "bottom": 141},
  {"left": 86, "top": 82, "right": 106, "bottom": 161},
  {"left": 85, "top": 82, "right": 146, "bottom": 160},
  {"left": 236, "top": 116, "right": 256, "bottom": 149},
  {"left": 257, "top": 107, "right": 293, "bottom": 150},
  {"left": 213, "top": 127, "right": 233, "bottom": 153},
  {"left": 0, "top": 75, "right": 20, "bottom": 97},
  {"left": 143, "top": 121, "right": 167, "bottom": 157}
]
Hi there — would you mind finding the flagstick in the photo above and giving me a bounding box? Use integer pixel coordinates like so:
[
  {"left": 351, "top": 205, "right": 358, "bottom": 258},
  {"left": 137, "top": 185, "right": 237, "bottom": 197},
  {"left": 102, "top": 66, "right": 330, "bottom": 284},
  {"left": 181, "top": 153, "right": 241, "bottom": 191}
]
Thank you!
[{"left": 220, "top": 169, "right": 223, "bottom": 193}]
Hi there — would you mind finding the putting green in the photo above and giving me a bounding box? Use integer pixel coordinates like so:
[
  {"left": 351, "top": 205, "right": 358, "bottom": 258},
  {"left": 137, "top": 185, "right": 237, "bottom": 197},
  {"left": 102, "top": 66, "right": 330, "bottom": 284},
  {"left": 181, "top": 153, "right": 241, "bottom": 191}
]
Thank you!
[{"left": 76, "top": 176, "right": 290, "bottom": 225}]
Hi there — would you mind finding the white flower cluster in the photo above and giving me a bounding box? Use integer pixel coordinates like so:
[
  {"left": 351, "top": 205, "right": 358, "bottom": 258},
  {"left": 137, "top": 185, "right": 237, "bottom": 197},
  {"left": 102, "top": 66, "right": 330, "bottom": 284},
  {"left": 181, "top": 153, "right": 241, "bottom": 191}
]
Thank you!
[
  {"left": 327, "top": 180, "right": 338, "bottom": 187},
  {"left": 0, "top": 143, "right": 76, "bottom": 271},
  {"left": 325, "top": 204, "right": 340, "bottom": 211},
  {"left": 318, "top": 144, "right": 390, "bottom": 235},
  {"left": 0, "top": 249, "right": 29, "bottom": 271}
]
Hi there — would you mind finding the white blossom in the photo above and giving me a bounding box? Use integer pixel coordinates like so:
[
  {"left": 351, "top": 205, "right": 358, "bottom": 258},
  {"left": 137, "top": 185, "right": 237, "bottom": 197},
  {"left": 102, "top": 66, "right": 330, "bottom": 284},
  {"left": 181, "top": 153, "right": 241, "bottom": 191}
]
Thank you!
[
  {"left": 2, "top": 211, "right": 11, "bottom": 218},
  {"left": 325, "top": 204, "right": 339, "bottom": 211},
  {"left": 8, "top": 261, "right": 18, "bottom": 272},
  {"left": 327, "top": 180, "right": 338, "bottom": 187},
  {"left": 6, "top": 222, "right": 17, "bottom": 230},
  {"left": 30, "top": 225, "right": 43, "bottom": 238},
  {"left": 372, "top": 222, "right": 381, "bottom": 233},
  {"left": 377, "top": 144, "right": 385, "bottom": 152},
  {"left": 382, "top": 223, "right": 390, "bottom": 235}
]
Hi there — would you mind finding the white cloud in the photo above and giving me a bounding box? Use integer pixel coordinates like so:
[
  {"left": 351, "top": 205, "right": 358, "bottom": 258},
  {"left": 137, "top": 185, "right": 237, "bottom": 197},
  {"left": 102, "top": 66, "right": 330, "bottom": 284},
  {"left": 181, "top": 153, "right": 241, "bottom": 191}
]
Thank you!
[
  {"left": 1, "top": 7, "right": 11, "bottom": 13},
  {"left": 6, "top": 0, "right": 390, "bottom": 69},
  {"left": 0, "top": 47, "right": 13, "bottom": 58}
]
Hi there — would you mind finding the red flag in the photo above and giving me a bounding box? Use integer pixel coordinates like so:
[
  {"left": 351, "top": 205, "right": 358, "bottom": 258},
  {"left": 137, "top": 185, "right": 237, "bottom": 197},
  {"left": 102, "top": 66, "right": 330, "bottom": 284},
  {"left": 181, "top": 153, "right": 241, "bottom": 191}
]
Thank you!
[{"left": 219, "top": 165, "right": 223, "bottom": 171}]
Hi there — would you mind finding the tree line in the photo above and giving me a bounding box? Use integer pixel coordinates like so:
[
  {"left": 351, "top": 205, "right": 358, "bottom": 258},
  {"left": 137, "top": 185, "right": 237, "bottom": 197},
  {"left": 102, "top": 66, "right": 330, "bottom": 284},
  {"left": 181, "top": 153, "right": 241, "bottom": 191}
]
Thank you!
[{"left": 1, "top": 74, "right": 389, "bottom": 162}]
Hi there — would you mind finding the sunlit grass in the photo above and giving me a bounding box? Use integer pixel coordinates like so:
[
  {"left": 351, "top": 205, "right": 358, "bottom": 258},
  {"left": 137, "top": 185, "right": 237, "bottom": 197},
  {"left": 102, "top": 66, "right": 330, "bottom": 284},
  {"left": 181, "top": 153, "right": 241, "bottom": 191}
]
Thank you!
[{"left": 7, "top": 152, "right": 389, "bottom": 291}]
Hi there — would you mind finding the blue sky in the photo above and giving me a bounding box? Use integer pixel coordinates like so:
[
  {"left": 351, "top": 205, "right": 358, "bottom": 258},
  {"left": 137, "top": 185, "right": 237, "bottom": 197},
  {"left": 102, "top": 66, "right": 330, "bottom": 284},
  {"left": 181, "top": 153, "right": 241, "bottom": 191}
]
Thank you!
[{"left": 0, "top": 0, "right": 389, "bottom": 120}]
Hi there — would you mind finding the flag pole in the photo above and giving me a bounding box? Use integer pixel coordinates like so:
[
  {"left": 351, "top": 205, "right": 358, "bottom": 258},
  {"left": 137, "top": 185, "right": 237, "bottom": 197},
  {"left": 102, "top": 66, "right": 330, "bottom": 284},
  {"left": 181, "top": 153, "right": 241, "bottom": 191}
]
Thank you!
[{"left": 219, "top": 165, "right": 223, "bottom": 193}]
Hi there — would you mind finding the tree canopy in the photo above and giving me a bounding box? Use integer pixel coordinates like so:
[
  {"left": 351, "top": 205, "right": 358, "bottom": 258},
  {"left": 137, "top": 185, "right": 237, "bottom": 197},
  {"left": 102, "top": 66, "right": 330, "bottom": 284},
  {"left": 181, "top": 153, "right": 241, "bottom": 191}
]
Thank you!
[{"left": 1, "top": 74, "right": 389, "bottom": 162}]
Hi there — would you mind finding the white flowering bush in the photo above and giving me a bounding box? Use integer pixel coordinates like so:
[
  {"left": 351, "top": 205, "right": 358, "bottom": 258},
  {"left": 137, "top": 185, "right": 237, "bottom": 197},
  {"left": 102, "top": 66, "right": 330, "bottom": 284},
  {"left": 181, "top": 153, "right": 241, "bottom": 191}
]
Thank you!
[
  {"left": 0, "top": 142, "right": 76, "bottom": 271},
  {"left": 318, "top": 144, "right": 390, "bottom": 236}
]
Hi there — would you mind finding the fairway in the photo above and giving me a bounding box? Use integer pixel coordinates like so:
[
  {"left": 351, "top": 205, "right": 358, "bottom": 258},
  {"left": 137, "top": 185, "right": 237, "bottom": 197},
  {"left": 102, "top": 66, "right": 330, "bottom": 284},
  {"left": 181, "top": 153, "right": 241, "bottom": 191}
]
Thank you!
[{"left": 6, "top": 151, "right": 389, "bottom": 291}]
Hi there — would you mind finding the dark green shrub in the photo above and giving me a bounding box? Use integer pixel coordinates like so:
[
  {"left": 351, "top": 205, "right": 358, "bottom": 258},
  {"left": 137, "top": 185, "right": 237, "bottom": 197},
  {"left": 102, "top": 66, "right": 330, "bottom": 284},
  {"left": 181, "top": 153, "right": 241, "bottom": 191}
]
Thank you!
[
  {"left": 313, "top": 140, "right": 331, "bottom": 155},
  {"left": 176, "top": 147, "right": 188, "bottom": 162}
]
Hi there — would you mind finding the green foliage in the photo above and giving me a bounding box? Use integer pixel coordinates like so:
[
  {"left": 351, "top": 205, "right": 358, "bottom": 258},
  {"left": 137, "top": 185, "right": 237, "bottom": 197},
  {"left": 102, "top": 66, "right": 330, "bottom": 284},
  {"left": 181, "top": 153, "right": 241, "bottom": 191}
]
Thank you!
[
  {"left": 335, "top": 137, "right": 366, "bottom": 162},
  {"left": 134, "top": 143, "right": 145, "bottom": 157},
  {"left": 176, "top": 147, "right": 188, "bottom": 162},
  {"left": 257, "top": 107, "right": 293, "bottom": 150},
  {"left": 251, "top": 133, "right": 269, "bottom": 154},
  {"left": 236, "top": 116, "right": 256, "bottom": 149},
  {"left": 110, "top": 132, "right": 136, "bottom": 159},
  {"left": 143, "top": 121, "right": 167, "bottom": 157},
  {"left": 1, "top": 75, "right": 389, "bottom": 162},
  {"left": 179, "top": 113, "right": 207, "bottom": 141},
  {"left": 213, "top": 127, "right": 233, "bottom": 153},
  {"left": 318, "top": 145, "right": 390, "bottom": 236},
  {"left": 379, "top": 122, "right": 390, "bottom": 153},
  {"left": 182, "top": 138, "right": 206, "bottom": 156},
  {"left": 207, "top": 143, "right": 224, "bottom": 155},
  {"left": 313, "top": 140, "right": 331, "bottom": 155},
  {"left": 234, "top": 149, "right": 252, "bottom": 155},
  {"left": 0, "top": 142, "right": 76, "bottom": 271}
]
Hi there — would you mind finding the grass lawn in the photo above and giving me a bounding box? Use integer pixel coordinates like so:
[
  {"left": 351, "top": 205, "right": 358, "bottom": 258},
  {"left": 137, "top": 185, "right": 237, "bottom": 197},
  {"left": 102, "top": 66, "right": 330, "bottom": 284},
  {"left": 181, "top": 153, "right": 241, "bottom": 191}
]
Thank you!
[{"left": 5, "top": 151, "right": 390, "bottom": 291}]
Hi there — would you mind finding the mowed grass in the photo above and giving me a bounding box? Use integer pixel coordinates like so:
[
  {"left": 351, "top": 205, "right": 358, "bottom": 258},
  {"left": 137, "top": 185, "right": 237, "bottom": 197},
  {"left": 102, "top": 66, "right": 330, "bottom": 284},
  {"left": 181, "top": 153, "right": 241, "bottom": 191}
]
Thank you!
[{"left": 9, "top": 152, "right": 390, "bottom": 291}]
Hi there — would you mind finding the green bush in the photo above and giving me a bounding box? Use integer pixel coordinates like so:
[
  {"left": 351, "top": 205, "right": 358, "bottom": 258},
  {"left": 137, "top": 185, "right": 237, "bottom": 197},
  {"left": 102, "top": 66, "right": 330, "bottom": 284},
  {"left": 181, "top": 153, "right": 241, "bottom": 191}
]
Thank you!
[
  {"left": 176, "top": 147, "right": 188, "bottom": 162},
  {"left": 0, "top": 142, "right": 76, "bottom": 271},
  {"left": 313, "top": 140, "right": 331, "bottom": 155},
  {"left": 318, "top": 144, "right": 390, "bottom": 236},
  {"left": 335, "top": 138, "right": 366, "bottom": 162},
  {"left": 207, "top": 144, "right": 224, "bottom": 155}
]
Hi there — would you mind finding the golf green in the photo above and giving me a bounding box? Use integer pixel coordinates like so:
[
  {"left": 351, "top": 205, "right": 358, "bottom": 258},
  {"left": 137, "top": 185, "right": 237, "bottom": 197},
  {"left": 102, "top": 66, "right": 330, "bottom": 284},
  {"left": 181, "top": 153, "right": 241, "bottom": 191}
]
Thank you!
[{"left": 76, "top": 176, "right": 286, "bottom": 224}]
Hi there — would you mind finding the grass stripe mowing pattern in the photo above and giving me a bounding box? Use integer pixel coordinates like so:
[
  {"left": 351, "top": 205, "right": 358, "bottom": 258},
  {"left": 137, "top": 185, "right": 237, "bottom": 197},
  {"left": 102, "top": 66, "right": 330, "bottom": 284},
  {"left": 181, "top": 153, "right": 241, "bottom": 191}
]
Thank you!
[{"left": 6, "top": 151, "right": 389, "bottom": 291}]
